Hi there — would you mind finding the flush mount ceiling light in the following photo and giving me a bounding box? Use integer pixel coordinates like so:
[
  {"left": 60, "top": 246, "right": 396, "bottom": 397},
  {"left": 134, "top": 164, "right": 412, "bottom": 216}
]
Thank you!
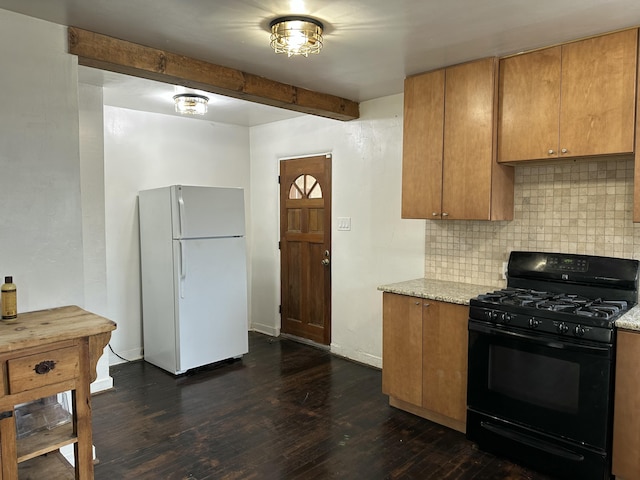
[
  {"left": 269, "top": 16, "right": 324, "bottom": 57},
  {"left": 173, "top": 93, "right": 209, "bottom": 115}
]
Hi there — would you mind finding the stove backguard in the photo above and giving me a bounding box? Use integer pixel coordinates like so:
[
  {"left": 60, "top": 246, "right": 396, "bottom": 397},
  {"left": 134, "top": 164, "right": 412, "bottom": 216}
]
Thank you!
[{"left": 506, "top": 251, "right": 640, "bottom": 304}]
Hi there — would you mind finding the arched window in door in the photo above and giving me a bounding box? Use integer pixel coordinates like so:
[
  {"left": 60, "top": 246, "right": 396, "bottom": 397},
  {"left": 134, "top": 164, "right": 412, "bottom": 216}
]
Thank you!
[
  {"left": 287, "top": 174, "right": 324, "bottom": 234},
  {"left": 289, "top": 174, "right": 323, "bottom": 200}
]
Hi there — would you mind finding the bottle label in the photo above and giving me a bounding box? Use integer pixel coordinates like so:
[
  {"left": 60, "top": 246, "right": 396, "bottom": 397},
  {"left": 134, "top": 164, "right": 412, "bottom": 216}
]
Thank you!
[{"left": 1, "top": 289, "right": 17, "bottom": 320}]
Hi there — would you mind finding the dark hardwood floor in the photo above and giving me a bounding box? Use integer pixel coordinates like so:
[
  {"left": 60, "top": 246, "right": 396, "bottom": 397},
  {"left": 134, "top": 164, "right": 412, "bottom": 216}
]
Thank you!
[{"left": 92, "top": 332, "right": 553, "bottom": 480}]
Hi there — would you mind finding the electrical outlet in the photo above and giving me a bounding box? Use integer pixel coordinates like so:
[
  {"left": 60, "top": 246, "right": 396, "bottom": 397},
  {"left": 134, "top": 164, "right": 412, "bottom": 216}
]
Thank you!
[{"left": 502, "top": 262, "right": 508, "bottom": 280}]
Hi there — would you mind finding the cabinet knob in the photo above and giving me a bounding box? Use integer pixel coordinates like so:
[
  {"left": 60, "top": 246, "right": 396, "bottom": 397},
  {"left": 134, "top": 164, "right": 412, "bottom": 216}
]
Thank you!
[
  {"left": 548, "top": 149, "right": 555, "bottom": 155},
  {"left": 415, "top": 301, "right": 420, "bottom": 305},
  {"left": 561, "top": 148, "right": 568, "bottom": 154},
  {"left": 442, "top": 212, "right": 449, "bottom": 217},
  {"left": 432, "top": 212, "right": 439, "bottom": 217},
  {"left": 423, "top": 303, "right": 430, "bottom": 307}
]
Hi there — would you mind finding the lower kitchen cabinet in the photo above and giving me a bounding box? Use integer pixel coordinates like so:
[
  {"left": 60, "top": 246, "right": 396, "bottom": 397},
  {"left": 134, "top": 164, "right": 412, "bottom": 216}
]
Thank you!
[
  {"left": 382, "top": 293, "right": 423, "bottom": 406},
  {"left": 382, "top": 292, "right": 469, "bottom": 433},
  {"left": 612, "top": 329, "right": 640, "bottom": 480}
]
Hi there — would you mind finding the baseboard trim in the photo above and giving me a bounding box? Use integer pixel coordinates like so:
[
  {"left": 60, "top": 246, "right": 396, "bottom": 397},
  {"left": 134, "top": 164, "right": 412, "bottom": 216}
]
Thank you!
[
  {"left": 90, "top": 376, "right": 113, "bottom": 393},
  {"left": 331, "top": 343, "right": 382, "bottom": 369},
  {"left": 250, "top": 323, "right": 280, "bottom": 337}
]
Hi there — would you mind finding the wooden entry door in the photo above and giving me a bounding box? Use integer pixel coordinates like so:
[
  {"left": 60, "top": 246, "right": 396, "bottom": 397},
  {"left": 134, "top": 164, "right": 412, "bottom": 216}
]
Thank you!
[{"left": 280, "top": 155, "right": 332, "bottom": 345}]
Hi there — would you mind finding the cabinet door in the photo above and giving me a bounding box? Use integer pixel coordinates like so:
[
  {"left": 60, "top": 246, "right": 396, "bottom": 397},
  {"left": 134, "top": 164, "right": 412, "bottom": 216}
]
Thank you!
[
  {"left": 560, "top": 29, "right": 637, "bottom": 158},
  {"left": 401, "top": 70, "right": 445, "bottom": 219},
  {"left": 498, "top": 47, "right": 561, "bottom": 162},
  {"left": 382, "top": 293, "right": 423, "bottom": 406},
  {"left": 442, "top": 58, "right": 496, "bottom": 220},
  {"left": 612, "top": 330, "right": 640, "bottom": 478},
  {"left": 422, "top": 301, "right": 469, "bottom": 423}
]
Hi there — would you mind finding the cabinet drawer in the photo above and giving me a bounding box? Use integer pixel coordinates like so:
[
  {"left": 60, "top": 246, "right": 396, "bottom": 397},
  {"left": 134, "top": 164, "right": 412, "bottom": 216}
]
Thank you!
[{"left": 7, "top": 346, "right": 79, "bottom": 394}]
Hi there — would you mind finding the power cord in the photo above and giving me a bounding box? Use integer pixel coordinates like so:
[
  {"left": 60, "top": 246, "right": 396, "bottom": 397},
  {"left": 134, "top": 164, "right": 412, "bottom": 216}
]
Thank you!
[{"left": 108, "top": 343, "right": 134, "bottom": 363}]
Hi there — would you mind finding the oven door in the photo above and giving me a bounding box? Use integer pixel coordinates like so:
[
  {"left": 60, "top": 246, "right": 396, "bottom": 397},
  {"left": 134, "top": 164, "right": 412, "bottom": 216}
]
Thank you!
[{"left": 467, "top": 319, "right": 614, "bottom": 450}]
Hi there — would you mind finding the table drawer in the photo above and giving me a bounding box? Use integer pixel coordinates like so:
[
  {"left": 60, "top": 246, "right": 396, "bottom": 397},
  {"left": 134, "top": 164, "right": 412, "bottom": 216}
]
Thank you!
[{"left": 7, "top": 346, "right": 79, "bottom": 394}]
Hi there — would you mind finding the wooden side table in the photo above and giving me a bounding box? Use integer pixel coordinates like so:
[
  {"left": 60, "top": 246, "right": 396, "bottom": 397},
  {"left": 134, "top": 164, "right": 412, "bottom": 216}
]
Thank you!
[{"left": 0, "top": 306, "right": 116, "bottom": 479}]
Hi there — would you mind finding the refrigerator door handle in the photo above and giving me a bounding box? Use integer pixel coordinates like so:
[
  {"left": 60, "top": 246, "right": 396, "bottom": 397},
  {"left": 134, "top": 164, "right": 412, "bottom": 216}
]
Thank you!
[
  {"left": 177, "top": 186, "right": 185, "bottom": 239},
  {"left": 179, "top": 240, "right": 186, "bottom": 298}
]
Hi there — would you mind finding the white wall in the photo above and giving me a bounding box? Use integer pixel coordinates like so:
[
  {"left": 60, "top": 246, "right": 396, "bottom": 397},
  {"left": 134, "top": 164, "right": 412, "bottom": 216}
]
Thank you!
[
  {"left": 103, "top": 107, "right": 251, "bottom": 362},
  {"left": 0, "top": 9, "right": 113, "bottom": 392},
  {"left": 0, "top": 10, "right": 84, "bottom": 311},
  {"left": 249, "top": 94, "right": 425, "bottom": 367},
  {"left": 79, "top": 83, "right": 112, "bottom": 391}
]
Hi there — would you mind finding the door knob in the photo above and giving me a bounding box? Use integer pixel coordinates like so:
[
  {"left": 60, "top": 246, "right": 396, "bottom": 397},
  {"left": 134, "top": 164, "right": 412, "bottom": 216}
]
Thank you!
[{"left": 321, "top": 258, "right": 330, "bottom": 266}]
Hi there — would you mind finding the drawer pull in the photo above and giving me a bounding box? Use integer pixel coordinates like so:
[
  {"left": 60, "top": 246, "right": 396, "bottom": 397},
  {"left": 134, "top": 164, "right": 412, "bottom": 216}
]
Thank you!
[{"left": 34, "top": 360, "right": 56, "bottom": 375}]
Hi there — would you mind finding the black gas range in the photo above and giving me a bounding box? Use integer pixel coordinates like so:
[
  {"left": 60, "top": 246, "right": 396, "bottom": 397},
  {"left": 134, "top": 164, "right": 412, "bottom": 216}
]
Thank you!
[{"left": 466, "top": 251, "right": 639, "bottom": 480}]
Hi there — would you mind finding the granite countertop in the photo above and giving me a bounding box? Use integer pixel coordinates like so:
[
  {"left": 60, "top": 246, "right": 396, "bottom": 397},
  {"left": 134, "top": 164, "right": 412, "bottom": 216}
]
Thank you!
[
  {"left": 615, "top": 305, "right": 640, "bottom": 332},
  {"left": 378, "top": 278, "right": 640, "bottom": 332},
  {"left": 377, "top": 278, "right": 497, "bottom": 305}
]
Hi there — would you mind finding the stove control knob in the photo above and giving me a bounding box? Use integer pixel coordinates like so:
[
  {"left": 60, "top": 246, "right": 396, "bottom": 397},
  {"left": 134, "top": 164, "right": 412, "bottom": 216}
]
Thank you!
[
  {"left": 486, "top": 310, "right": 497, "bottom": 321},
  {"left": 499, "top": 312, "right": 511, "bottom": 323},
  {"left": 574, "top": 325, "right": 586, "bottom": 337},
  {"left": 557, "top": 322, "right": 569, "bottom": 334},
  {"left": 528, "top": 318, "right": 540, "bottom": 329}
]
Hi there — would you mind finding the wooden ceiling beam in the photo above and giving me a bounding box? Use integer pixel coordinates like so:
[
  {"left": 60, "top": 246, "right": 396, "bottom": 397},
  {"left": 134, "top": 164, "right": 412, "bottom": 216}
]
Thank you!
[{"left": 68, "top": 27, "right": 359, "bottom": 121}]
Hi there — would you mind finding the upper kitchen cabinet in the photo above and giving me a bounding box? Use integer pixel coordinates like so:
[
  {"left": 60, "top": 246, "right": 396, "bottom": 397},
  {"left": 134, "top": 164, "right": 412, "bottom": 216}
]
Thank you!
[
  {"left": 402, "top": 58, "right": 514, "bottom": 221},
  {"left": 498, "top": 29, "right": 638, "bottom": 163},
  {"left": 402, "top": 69, "right": 445, "bottom": 219}
]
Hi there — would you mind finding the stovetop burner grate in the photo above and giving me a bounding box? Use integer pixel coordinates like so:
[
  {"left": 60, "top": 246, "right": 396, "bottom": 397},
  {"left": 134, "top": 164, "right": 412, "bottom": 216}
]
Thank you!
[{"left": 476, "top": 288, "right": 629, "bottom": 321}]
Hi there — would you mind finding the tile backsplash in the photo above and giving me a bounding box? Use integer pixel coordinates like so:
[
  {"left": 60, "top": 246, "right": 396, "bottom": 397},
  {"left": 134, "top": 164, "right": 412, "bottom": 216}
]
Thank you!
[{"left": 425, "top": 158, "right": 640, "bottom": 288}]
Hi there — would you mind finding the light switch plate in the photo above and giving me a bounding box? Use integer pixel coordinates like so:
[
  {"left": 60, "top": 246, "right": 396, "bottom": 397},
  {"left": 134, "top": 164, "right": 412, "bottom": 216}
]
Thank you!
[{"left": 337, "top": 217, "right": 351, "bottom": 231}]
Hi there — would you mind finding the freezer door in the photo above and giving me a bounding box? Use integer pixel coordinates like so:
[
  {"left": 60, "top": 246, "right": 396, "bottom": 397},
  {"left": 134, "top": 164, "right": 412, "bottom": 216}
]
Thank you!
[
  {"left": 174, "top": 237, "right": 248, "bottom": 372},
  {"left": 171, "top": 185, "right": 245, "bottom": 239}
]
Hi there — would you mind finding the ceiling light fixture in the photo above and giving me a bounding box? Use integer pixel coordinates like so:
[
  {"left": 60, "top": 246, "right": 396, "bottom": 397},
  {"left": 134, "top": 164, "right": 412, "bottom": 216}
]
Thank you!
[
  {"left": 269, "top": 16, "right": 324, "bottom": 57},
  {"left": 173, "top": 93, "right": 209, "bottom": 115}
]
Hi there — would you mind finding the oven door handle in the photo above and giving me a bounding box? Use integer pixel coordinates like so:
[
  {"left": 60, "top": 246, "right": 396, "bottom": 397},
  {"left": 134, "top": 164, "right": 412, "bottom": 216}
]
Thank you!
[
  {"left": 480, "top": 421, "right": 585, "bottom": 462},
  {"left": 468, "top": 320, "right": 612, "bottom": 355}
]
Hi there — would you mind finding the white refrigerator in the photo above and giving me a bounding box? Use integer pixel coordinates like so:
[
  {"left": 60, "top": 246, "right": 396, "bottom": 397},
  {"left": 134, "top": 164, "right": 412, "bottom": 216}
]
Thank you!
[{"left": 138, "top": 185, "right": 249, "bottom": 375}]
